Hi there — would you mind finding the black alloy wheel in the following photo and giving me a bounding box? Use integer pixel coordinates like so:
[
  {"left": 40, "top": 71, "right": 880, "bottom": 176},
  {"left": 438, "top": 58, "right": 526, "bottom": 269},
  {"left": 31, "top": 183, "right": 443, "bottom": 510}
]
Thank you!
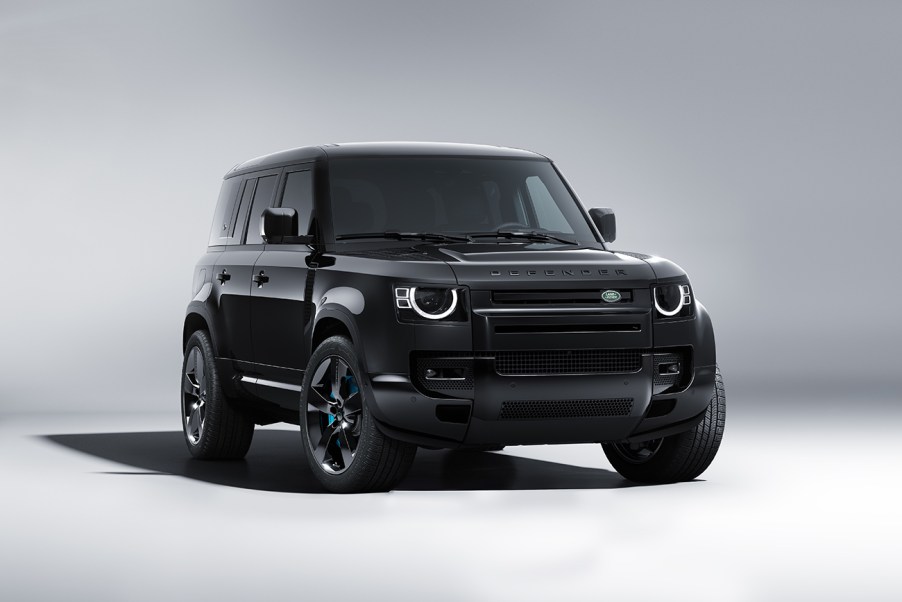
[
  {"left": 181, "top": 330, "right": 254, "bottom": 459},
  {"left": 305, "top": 355, "right": 363, "bottom": 474},
  {"left": 301, "top": 336, "right": 417, "bottom": 493}
]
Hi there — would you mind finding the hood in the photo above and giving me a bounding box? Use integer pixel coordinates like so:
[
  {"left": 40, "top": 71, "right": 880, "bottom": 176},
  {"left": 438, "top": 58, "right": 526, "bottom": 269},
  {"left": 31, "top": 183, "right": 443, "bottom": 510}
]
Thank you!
[{"left": 434, "top": 242, "right": 658, "bottom": 288}]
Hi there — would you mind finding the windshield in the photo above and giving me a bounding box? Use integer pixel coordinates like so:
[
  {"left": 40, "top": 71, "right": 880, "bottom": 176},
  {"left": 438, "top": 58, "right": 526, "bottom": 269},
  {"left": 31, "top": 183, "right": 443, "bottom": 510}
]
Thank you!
[{"left": 328, "top": 158, "right": 597, "bottom": 242}]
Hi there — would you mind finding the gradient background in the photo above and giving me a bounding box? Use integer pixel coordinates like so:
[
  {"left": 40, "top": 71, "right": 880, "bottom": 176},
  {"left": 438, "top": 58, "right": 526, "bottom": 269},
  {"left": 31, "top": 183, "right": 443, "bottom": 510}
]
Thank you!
[
  {"left": 0, "top": 2, "right": 899, "bottom": 600},
  {"left": 1, "top": 0, "right": 897, "bottom": 412}
]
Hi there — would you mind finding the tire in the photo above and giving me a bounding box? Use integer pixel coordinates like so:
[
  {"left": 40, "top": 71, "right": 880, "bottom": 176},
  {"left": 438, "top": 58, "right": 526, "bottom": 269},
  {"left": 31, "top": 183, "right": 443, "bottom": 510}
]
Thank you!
[
  {"left": 602, "top": 366, "right": 726, "bottom": 483},
  {"left": 301, "top": 336, "right": 417, "bottom": 493},
  {"left": 181, "top": 330, "right": 254, "bottom": 460}
]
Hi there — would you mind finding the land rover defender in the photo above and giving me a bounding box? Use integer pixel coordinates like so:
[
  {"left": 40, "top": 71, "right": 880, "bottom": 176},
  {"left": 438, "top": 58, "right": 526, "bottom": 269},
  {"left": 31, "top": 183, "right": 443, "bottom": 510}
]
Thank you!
[{"left": 182, "top": 142, "right": 725, "bottom": 493}]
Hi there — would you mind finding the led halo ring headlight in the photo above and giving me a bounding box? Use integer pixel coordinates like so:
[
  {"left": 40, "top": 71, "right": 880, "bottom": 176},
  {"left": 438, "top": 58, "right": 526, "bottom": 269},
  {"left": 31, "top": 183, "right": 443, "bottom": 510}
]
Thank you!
[
  {"left": 654, "top": 284, "right": 692, "bottom": 317},
  {"left": 396, "top": 286, "right": 459, "bottom": 320}
]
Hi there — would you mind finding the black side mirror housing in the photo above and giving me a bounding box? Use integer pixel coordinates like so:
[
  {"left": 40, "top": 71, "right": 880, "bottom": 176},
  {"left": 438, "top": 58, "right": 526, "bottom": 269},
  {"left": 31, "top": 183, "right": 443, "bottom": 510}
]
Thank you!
[
  {"left": 262, "top": 207, "right": 313, "bottom": 244},
  {"left": 589, "top": 207, "right": 616, "bottom": 243}
]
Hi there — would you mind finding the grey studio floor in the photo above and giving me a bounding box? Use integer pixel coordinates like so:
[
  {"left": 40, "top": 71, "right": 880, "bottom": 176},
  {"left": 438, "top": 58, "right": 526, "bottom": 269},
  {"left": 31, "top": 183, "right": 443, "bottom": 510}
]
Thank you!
[{"left": 1, "top": 390, "right": 900, "bottom": 602}]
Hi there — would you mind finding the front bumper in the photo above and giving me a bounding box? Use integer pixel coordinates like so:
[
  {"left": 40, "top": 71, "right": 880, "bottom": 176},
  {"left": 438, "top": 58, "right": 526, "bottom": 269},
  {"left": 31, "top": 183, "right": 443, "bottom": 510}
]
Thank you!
[
  {"left": 365, "top": 355, "right": 717, "bottom": 448},
  {"left": 362, "top": 289, "right": 717, "bottom": 448}
]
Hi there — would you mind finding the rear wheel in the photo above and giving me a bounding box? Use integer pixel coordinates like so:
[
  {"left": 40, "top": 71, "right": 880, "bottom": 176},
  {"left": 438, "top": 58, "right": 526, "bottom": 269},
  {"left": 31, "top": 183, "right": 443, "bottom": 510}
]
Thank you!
[
  {"left": 181, "top": 330, "right": 254, "bottom": 459},
  {"left": 301, "top": 336, "right": 417, "bottom": 493},
  {"left": 603, "top": 366, "right": 726, "bottom": 483}
]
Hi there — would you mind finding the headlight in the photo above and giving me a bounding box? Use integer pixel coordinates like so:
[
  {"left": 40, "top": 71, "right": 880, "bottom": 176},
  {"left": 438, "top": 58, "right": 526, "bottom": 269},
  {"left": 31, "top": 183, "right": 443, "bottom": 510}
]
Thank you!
[
  {"left": 395, "top": 286, "right": 466, "bottom": 321},
  {"left": 654, "top": 283, "right": 692, "bottom": 318}
]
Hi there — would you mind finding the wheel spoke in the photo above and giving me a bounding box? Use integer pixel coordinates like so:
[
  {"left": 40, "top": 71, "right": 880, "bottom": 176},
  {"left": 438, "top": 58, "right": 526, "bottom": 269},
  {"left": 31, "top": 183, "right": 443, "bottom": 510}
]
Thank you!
[
  {"left": 329, "top": 357, "right": 344, "bottom": 401},
  {"left": 307, "top": 387, "right": 334, "bottom": 414},
  {"left": 342, "top": 391, "right": 362, "bottom": 416},
  {"left": 337, "top": 427, "right": 355, "bottom": 468},
  {"left": 195, "top": 355, "right": 206, "bottom": 393},
  {"left": 187, "top": 407, "right": 199, "bottom": 440},
  {"left": 313, "top": 422, "right": 337, "bottom": 465},
  {"left": 183, "top": 374, "right": 198, "bottom": 395},
  {"left": 311, "top": 357, "right": 332, "bottom": 389},
  {"left": 186, "top": 347, "right": 198, "bottom": 376},
  {"left": 336, "top": 359, "right": 350, "bottom": 384}
]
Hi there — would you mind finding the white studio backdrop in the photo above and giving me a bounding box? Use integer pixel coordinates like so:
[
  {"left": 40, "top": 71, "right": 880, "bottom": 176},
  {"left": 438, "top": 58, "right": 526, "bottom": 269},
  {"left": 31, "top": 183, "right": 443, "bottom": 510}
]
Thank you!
[{"left": 0, "top": 0, "right": 897, "bottom": 413}]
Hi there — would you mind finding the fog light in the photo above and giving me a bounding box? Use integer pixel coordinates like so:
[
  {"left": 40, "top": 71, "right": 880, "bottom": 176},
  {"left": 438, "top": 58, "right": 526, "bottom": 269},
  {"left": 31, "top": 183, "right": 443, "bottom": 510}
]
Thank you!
[{"left": 658, "top": 361, "right": 681, "bottom": 375}]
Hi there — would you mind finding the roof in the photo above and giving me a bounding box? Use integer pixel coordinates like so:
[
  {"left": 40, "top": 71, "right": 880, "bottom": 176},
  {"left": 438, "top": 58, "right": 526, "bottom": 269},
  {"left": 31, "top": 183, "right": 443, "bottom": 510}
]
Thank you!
[{"left": 226, "top": 141, "right": 546, "bottom": 177}]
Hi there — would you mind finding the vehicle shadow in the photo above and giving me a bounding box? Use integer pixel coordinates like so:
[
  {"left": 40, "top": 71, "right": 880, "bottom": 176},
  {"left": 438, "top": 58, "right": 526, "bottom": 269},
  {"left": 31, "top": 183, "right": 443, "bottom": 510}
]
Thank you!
[{"left": 43, "top": 430, "right": 636, "bottom": 493}]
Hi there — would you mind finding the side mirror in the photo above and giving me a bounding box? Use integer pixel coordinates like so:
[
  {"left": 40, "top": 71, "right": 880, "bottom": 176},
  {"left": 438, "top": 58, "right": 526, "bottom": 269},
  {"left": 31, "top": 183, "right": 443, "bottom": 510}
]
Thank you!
[
  {"left": 589, "top": 207, "right": 616, "bottom": 243},
  {"left": 261, "top": 208, "right": 313, "bottom": 244}
]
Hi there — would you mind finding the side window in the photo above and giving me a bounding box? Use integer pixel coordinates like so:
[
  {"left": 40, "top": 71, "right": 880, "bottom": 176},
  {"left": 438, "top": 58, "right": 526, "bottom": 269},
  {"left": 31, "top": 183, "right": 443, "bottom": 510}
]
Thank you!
[
  {"left": 525, "top": 175, "right": 573, "bottom": 233},
  {"left": 208, "top": 178, "right": 241, "bottom": 246},
  {"left": 227, "top": 178, "right": 256, "bottom": 245},
  {"left": 278, "top": 169, "right": 313, "bottom": 234},
  {"left": 244, "top": 174, "right": 278, "bottom": 245}
]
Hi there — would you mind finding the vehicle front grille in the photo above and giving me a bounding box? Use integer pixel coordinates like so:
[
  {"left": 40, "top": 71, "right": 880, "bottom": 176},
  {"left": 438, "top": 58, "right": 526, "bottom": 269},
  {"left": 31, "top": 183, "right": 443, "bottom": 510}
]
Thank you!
[
  {"left": 498, "top": 398, "right": 634, "bottom": 420},
  {"left": 491, "top": 289, "right": 634, "bottom": 305},
  {"left": 494, "top": 349, "right": 642, "bottom": 376}
]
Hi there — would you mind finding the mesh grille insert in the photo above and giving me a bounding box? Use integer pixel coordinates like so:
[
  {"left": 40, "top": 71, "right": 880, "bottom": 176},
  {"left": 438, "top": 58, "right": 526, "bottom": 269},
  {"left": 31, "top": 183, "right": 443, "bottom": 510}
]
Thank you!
[
  {"left": 653, "top": 352, "right": 683, "bottom": 386},
  {"left": 652, "top": 350, "right": 690, "bottom": 395},
  {"left": 494, "top": 349, "right": 642, "bottom": 376},
  {"left": 498, "top": 398, "right": 633, "bottom": 420}
]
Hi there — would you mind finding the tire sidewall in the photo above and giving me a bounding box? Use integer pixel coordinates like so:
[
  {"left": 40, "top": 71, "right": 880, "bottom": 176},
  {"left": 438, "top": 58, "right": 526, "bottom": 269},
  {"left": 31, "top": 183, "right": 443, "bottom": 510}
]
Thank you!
[{"left": 181, "top": 331, "right": 218, "bottom": 456}]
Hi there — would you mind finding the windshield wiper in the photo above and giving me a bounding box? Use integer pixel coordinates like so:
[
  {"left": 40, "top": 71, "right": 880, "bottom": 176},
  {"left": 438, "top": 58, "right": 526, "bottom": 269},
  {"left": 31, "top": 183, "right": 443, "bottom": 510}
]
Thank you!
[
  {"left": 336, "top": 231, "right": 473, "bottom": 243},
  {"left": 468, "top": 229, "right": 579, "bottom": 245}
]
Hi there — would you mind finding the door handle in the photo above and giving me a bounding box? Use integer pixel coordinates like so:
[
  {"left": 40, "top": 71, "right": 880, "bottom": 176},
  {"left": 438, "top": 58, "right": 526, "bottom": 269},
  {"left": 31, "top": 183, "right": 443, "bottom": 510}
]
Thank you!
[
  {"left": 252, "top": 270, "right": 269, "bottom": 287},
  {"left": 216, "top": 269, "right": 231, "bottom": 284}
]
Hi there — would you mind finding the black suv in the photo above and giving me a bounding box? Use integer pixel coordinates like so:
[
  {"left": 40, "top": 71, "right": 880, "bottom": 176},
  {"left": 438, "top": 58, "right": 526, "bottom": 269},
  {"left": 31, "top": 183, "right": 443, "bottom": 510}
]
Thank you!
[{"left": 182, "top": 142, "right": 725, "bottom": 493}]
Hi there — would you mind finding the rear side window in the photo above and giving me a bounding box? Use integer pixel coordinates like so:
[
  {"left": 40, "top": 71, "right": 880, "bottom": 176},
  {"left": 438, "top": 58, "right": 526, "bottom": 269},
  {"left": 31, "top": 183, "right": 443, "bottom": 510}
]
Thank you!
[
  {"left": 244, "top": 174, "right": 278, "bottom": 244},
  {"left": 208, "top": 178, "right": 241, "bottom": 246},
  {"left": 279, "top": 169, "right": 314, "bottom": 234},
  {"left": 228, "top": 178, "right": 256, "bottom": 245}
]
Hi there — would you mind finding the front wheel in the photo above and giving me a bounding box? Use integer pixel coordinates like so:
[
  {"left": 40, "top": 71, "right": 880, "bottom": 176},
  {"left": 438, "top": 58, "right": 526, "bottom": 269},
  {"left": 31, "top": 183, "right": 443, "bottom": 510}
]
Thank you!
[
  {"left": 300, "top": 336, "right": 417, "bottom": 493},
  {"left": 602, "top": 366, "right": 726, "bottom": 483}
]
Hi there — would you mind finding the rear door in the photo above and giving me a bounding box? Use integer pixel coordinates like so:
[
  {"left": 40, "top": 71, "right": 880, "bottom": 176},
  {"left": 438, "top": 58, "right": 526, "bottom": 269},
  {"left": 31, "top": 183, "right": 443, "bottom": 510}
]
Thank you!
[
  {"left": 213, "top": 170, "right": 278, "bottom": 364},
  {"left": 250, "top": 166, "right": 315, "bottom": 405}
]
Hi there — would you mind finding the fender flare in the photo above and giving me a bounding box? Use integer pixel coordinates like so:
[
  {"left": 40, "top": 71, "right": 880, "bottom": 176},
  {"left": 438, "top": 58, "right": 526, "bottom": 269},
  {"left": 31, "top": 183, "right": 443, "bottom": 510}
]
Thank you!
[
  {"left": 312, "top": 306, "right": 369, "bottom": 374},
  {"left": 184, "top": 301, "right": 220, "bottom": 355}
]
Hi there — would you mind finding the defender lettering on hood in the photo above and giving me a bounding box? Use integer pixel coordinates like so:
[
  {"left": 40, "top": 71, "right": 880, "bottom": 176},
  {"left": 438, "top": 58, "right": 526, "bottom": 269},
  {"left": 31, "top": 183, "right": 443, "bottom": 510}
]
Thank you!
[{"left": 489, "top": 268, "right": 629, "bottom": 276}]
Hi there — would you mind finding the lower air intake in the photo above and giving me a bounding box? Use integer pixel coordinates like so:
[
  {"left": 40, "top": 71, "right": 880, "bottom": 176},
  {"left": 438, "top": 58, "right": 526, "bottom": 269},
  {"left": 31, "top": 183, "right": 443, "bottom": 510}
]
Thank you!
[
  {"left": 494, "top": 349, "right": 642, "bottom": 376},
  {"left": 498, "top": 398, "right": 633, "bottom": 420}
]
